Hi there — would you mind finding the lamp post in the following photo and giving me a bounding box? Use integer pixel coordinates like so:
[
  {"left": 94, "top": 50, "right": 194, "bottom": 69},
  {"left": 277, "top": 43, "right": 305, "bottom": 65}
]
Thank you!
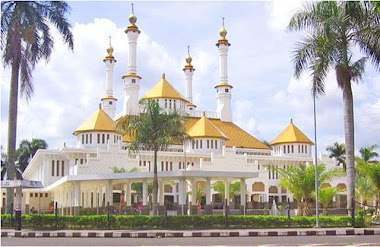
[{"left": 313, "top": 57, "right": 322, "bottom": 228}]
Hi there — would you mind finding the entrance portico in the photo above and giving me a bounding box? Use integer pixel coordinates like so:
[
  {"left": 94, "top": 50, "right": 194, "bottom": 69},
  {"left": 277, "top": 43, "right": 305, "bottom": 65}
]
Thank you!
[{"left": 47, "top": 170, "right": 258, "bottom": 215}]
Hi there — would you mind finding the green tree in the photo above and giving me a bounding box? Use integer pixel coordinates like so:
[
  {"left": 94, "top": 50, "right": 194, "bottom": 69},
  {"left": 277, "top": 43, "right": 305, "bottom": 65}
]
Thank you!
[
  {"left": 288, "top": 1, "right": 380, "bottom": 217},
  {"left": 16, "top": 138, "right": 47, "bottom": 171},
  {"left": 212, "top": 181, "right": 241, "bottom": 202},
  {"left": 117, "top": 100, "right": 187, "bottom": 215},
  {"left": 355, "top": 175, "right": 376, "bottom": 215},
  {"left": 276, "top": 164, "right": 343, "bottom": 216},
  {"left": 356, "top": 158, "right": 380, "bottom": 213},
  {"left": 359, "top": 144, "right": 379, "bottom": 162},
  {"left": 316, "top": 187, "right": 340, "bottom": 215},
  {"left": 326, "top": 142, "right": 346, "bottom": 171},
  {"left": 1, "top": 1, "right": 73, "bottom": 213}
]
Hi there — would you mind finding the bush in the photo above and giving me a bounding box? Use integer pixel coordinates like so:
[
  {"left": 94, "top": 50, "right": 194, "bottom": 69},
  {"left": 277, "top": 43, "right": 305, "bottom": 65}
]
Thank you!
[{"left": 0, "top": 214, "right": 354, "bottom": 230}]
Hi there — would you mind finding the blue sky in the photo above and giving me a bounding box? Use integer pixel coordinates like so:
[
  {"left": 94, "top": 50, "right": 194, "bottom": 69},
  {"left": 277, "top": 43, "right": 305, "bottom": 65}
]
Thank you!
[{"left": 1, "top": 1, "right": 379, "bottom": 155}]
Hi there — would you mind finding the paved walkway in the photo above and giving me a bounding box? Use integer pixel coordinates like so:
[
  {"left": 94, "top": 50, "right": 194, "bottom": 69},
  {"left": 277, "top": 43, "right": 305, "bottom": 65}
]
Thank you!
[{"left": 2, "top": 227, "right": 380, "bottom": 238}]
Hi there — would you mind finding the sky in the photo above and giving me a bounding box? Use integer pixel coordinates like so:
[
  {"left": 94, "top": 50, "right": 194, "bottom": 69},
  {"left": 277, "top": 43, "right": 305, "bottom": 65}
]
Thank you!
[{"left": 1, "top": 0, "right": 379, "bottom": 156}]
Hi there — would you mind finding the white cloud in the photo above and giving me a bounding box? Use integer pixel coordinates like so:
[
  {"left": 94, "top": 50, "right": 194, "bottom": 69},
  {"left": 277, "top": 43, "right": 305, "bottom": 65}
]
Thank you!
[
  {"left": 266, "top": 0, "right": 304, "bottom": 31},
  {"left": 233, "top": 100, "right": 260, "bottom": 138}
]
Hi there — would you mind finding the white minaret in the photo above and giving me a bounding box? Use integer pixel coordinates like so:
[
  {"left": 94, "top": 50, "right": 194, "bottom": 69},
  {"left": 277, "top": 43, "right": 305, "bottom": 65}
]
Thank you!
[
  {"left": 215, "top": 18, "right": 233, "bottom": 122},
  {"left": 123, "top": 4, "right": 141, "bottom": 116},
  {"left": 101, "top": 38, "right": 117, "bottom": 118},
  {"left": 183, "top": 46, "right": 195, "bottom": 103}
]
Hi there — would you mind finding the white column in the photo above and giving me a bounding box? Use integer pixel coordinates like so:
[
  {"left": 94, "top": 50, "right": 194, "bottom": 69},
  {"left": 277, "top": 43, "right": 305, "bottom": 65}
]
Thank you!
[
  {"left": 124, "top": 181, "right": 132, "bottom": 207},
  {"left": 218, "top": 45, "right": 229, "bottom": 84},
  {"left": 73, "top": 182, "right": 81, "bottom": 207},
  {"left": 191, "top": 179, "right": 197, "bottom": 205},
  {"left": 224, "top": 180, "right": 230, "bottom": 206},
  {"left": 105, "top": 61, "right": 115, "bottom": 96},
  {"left": 142, "top": 180, "right": 148, "bottom": 206},
  {"left": 240, "top": 178, "right": 246, "bottom": 206},
  {"left": 127, "top": 32, "right": 138, "bottom": 74},
  {"left": 106, "top": 180, "right": 113, "bottom": 206},
  {"left": 184, "top": 69, "right": 194, "bottom": 103},
  {"left": 178, "top": 178, "right": 185, "bottom": 206},
  {"left": 159, "top": 181, "right": 165, "bottom": 206},
  {"left": 205, "top": 178, "right": 211, "bottom": 205}
]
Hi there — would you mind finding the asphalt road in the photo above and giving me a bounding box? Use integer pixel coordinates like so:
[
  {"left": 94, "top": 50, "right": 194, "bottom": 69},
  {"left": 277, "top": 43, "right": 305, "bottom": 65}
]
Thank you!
[{"left": 2, "top": 235, "right": 380, "bottom": 246}]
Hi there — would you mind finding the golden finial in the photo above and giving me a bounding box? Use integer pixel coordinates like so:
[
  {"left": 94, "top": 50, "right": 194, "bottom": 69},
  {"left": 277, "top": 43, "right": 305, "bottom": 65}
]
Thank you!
[
  {"left": 202, "top": 111, "right": 206, "bottom": 117},
  {"left": 106, "top": 36, "right": 114, "bottom": 57},
  {"left": 220, "top": 17, "right": 227, "bottom": 39},
  {"left": 129, "top": 3, "right": 137, "bottom": 26},
  {"left": 185, "top": 45, "right": 192, "bottom": 65},
  {"left": 162, "top": 73, "right": 165, "bottom": 79},
  {"left": 290, "top": 118, "right": 293, "bottom": 124}
]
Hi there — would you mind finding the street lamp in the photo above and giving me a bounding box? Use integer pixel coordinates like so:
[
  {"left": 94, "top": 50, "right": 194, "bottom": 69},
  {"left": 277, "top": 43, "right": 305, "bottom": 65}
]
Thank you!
[{"left": 313, "top": 56, "right": 322, "bottom": 228}]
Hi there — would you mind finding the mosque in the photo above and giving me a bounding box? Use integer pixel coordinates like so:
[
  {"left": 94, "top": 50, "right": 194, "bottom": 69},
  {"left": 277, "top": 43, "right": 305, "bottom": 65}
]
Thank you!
[{"left": 1, "top": 8, "right": 348, "bottom": 215}]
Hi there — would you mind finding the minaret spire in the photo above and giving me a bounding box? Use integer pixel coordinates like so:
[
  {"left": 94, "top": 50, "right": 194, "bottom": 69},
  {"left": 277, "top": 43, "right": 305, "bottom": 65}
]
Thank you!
[
  {"left": 123, "top": 3, "right": 142, "bottom": 116},
  {"left": 183, "top": 45, "right": 195, "bottom": 104},
  {"left": 102, "top": 38, "right": 117, "bottom": 118},
  {"left": 215, "top": 18, "right": 232, "bottom": 122}
]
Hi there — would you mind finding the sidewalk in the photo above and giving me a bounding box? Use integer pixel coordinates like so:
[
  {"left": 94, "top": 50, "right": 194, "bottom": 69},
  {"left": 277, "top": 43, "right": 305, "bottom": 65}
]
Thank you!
[{"left": 2, "top": 228, "right": 380, "bottom": 238}]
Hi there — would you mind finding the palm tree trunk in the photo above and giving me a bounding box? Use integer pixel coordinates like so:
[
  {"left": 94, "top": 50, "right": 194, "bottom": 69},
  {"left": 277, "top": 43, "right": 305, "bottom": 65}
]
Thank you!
[
  {"left": 152, "top": 149, "right": 158, "bottom": 215},
  {"left": 342, "top": 81, "right": 355, "bottom": 220},
  {"left": 6, "top": 44, "right": 21, "bottom": 214}
]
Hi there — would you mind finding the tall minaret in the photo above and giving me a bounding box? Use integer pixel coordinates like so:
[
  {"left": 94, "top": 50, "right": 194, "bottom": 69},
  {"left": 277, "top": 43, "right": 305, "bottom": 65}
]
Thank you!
[
  {"left": 101, "top": 37, "right": 117, "bottom": 118},
  {"left": 123, "top": 3, "right": 141, "bottom": 116},
  {"left": 183, "top": 46, "right": 195, "bottom": 103},
  {"left": 215, "top": 18, "right": 233, "bottom": 122}
]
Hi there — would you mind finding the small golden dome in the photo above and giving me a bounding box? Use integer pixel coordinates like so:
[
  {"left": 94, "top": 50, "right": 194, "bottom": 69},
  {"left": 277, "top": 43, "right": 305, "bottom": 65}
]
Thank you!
[
  {"left": 129, "top": 13, "right": 137, "bottom": 26},
  {"left": 220, "top": 26, "right": 227, "bottom": 39},
  {"left": 107, "top": 45, "right": 114, "bottom": 57},
  {"left": 186, "top": 54, "right": 192, "bottom": 65}
]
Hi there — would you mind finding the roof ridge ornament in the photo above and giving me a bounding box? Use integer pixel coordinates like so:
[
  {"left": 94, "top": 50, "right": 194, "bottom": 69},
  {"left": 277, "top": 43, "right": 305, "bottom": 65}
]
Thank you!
[{"left": 162, "top": 73, "right": 165, "bottom": 79}]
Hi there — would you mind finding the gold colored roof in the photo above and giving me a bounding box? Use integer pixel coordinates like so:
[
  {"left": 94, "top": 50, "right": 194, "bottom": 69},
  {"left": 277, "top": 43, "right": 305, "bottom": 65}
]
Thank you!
[
  {"left": 142, "top": 73, "right": 189, "bottom": 102},
  {"left": 183, "top": 46, "right": 194, "bottom": 71},
  {"left": 186, "top": 117, "right": 270, "bottom": 149},
  {"left": 74, "top": 108, "right": 121, "bottom": 135},
  {"left": 187, "top": 115, "right": 228, "bottom": 140},
  {"left": 101, "top": 95, "right": 117, "bottom": 101},
  {"left": 270, "top": 119, "right": 313, "bottom": 145}
]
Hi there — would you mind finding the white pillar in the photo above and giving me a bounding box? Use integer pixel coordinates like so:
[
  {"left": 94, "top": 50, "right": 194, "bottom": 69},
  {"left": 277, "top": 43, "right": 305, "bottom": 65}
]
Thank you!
[
  {"left": 191, "top": 179, "right": 197, "bottom": 205},
  {"left": 178, "top": 179, "right": 185, "bottom": 206},
  {"left": 224, "top": 180, "right": 230, "bottom": 206},
  {"left": 124, "top": 181, "right": 132, "bottom": 207},
  {"left": 106, "top": 180, "right": 113, "bottom": 206},
  {"left": 240, "top": 178, "right": 246, "bottom": 206},
  {"left": 206, "top": 178, "right": 211, "bottom": 205},
  {"left": 159, "top": 181, "right": 165, "bottom": 206},
  {"left": 218, "top": 44, "right": 229, "bottom": 84},
  {"left": 142, "top": 180, "right": 148, "bottom": 206},
  {"left": 73, "top": 182, "right": 81, "bottom": 207}
]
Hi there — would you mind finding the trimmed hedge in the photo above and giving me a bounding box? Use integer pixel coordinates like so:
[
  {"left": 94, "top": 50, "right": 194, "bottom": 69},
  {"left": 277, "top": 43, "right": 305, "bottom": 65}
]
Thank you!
[{"left": 1, "top": 214, "right": 355, "bottom": 230}]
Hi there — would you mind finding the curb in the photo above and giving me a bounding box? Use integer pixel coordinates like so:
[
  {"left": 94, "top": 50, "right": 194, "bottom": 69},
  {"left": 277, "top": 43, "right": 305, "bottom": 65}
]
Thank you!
[{"left": 1, "top": 229, "right": 380, "bottom": 238}]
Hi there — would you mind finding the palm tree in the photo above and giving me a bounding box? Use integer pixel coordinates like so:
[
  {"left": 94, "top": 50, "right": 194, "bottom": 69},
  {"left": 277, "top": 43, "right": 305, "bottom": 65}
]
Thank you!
[
  {"left": 212, "top": 181, "right": 241, "bottom": 201},
  {"left": 16, "top": 138, "right": 47, "bottom": 171},
  {"left": 317, "top": 187, "right": 339, "bottom": 215},
  {"left": 326, "top": 142, "right": 346, "bottom": 170},
  {"left": 288, "top": 1, "right": 380, "bottom": 218},
  {"left": 355, "top": 175, "right": 376, "bottom": 215},
  {"left": 359, "top": 144, "right": 379, "bottom": 162},
  {"left": 117, "top": 100, "right": 187, "bottom": 215},
  {"left": 1, "top": 1, "right": 73, "bottom": 213},
  {"left": 276, "top": 163, "right": 343, "bottom": 216}
]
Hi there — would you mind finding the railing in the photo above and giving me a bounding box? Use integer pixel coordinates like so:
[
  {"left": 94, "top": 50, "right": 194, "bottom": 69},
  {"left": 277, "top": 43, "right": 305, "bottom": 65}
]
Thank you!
[{"left": 191, "top": 111, "right": 219, "bottom": 119}]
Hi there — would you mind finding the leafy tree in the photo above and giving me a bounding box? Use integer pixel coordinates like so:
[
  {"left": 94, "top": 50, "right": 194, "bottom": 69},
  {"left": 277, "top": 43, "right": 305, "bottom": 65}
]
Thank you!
[
  {"left": 276, "top": 163, "right": 344, "bottom": 216},
  {"left": 316, "top": 187, "right": 340, "bottom": 215},
  {"left": 326, "top": 142, "right": 346, "bottom": 170},
  {"left": 355, "top": 175, "right": 376, "bottom": 215},
  {"left": 117, "top": 100, "right": 187, "bottom": 215},
  {"left": 288, "top": 1, "right": 380, "bottom": 217},
  {"left": 16, "top": 138, "right": 47, "bottom": 171},
  {"left": 356, "top": 158, "right": 380, "bottom": 214},
  {"left": 212, "top": 181, "right": 241, "bottom": 201},
  {"left": 359, "top": 144, "right": 379, "bottom": 162},
  {"left": 1, "top": 1, "right": 73, "bottom": 213}
]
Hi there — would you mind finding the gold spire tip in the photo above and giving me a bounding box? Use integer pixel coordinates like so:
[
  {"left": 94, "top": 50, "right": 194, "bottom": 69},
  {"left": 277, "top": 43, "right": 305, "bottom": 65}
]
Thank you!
[
  {"left": 219, "top": 17, "right": 227, "bottom": 39},
  {"left": 185, "top": 45, "right": 192, "bottom": 65},
  {"left": 106, "top": 36, "right": 114, "bottom": 57},
  {"left": 202, "top": 111, "right": 206, "bottom": 117},
  {"left": 129, "top": 3, "right": 137, "bottom": 26},
  {"left": 290, "top": 118, "right": 293, "bottom": 124},
  {"left": 162, "top": 73, "right": 165, "bottom": 79}
]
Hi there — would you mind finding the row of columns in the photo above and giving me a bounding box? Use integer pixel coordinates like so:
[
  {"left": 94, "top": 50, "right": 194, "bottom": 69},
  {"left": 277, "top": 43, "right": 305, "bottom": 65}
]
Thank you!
[{"left": 53, "top": 178, "right": 249, "bottom": 215}]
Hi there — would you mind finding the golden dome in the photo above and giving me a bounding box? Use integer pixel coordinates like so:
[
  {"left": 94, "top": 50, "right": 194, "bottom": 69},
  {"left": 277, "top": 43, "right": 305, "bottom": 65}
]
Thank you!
[
  {"left": 129, "top": 13, "right": 137, "bottom": 26},
  {"left": 107, "top": 45, "right": 114, "bottom": 57},
  {"left": 220, "top": 26, "right": 227, "bottom": 39},
  {"left": 103, "top": 37, "right": 116, "bottom": 61},
  {"left": 186, "top": 54, "right": 192, "bottom": 65}
]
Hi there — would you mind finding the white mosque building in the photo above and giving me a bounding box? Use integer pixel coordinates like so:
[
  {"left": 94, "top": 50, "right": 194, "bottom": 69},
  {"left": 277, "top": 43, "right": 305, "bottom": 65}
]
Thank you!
[{"left": 2, "top": 9, "right": 348, "bottom": 215}]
